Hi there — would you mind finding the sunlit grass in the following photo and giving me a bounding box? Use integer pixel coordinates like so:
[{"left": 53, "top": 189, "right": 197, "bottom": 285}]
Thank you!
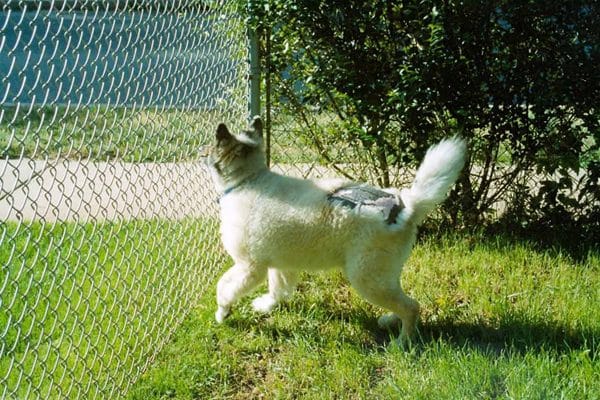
[
  {"left": 0, "top": 106, "right": 224, "bottom": 162},
  {"left": 127, "top": 234, "right": 599, "bottom": 399},
  {"left": 0, "top": 218, "right": 224, "bottom": 398}
]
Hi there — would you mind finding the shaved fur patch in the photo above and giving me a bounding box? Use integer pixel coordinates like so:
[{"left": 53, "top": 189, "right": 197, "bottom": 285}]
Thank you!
[{"left": 328, "top": 184, "right": 404, "bottom": 225}]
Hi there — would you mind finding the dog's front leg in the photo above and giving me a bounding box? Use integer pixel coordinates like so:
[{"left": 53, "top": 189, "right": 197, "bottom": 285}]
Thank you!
[{"left": 215, "top": 262, "right": 267, "bottom": 323}]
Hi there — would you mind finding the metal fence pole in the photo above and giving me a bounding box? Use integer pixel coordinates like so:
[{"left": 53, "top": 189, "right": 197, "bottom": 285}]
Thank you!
[
  {"left": 265, "top": 27, "right": 272, "bottom": 168},
  {"left": 248, "top": 28, "right": 261, "bottom": 118},
  {"left": 247, "top": 10, "right": 269, "bottom": 165}
]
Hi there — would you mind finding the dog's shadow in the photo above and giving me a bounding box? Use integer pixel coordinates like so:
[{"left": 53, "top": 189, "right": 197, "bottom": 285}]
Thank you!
[
  {"left": 412, "top": 318, "right": 598, "bottom": 357},
  {"left": 355, "top": 306, "right": 597, "bottom": 357},
  {"left": 226, "top": 300, "right": 598, "bottom": 358}
]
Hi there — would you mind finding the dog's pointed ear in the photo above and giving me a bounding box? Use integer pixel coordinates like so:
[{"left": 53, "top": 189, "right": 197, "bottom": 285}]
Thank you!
[
  {"left": 249, "top": 116, "right": 263, "bottom": 139},
  {"left": 216, "top": 123, "right": 232, "bottom": 142}
]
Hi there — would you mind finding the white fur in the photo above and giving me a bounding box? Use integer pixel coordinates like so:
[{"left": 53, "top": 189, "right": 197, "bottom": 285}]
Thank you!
[
  {"left": 401, "top": 137, "right": 467, "bottom": 225},
  {"left": 209, "top": 122, "right": 466, "bottom": 344}
]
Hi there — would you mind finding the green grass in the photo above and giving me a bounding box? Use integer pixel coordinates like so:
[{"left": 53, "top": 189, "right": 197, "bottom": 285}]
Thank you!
[
  {"left": 0, "top": 106, "right": 230, "bottom": 162},
  {"left": 2, "top": 104, "right": 598, "bottom": 398},
  {"left": 0, "top": 218, "right": 225, "bottom": 398},
  {"left": 127, "top": 235, "right": 599, "bottom": 399}
]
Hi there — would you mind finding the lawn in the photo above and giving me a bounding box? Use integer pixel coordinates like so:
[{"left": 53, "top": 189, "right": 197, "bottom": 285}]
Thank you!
[
  {"left": 0, "top": 106, "right": 236, "bottom": 162},
  {"left": 2, "top": 103, "right": 598, "bottom": 398},
  {"left": 0, "top": 218, "right": 225, "bottom": 399},
  {"left": 127, "top": 235, "right": 599, "bottom": 399}
]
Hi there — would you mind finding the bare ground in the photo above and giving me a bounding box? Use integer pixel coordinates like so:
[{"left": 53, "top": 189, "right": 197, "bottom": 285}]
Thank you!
[{"left": 0, "top": 159, "right": 220, "bottom": 222}]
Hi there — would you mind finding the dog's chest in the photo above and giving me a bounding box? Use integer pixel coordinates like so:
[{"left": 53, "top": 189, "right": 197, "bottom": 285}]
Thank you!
[{"left": 219, "top": 194, "right": 256, "bottom": 254}]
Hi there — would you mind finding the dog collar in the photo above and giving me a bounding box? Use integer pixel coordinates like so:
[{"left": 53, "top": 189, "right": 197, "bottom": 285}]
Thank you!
[
  {"left": 221, "top": 181, "right": 245, "bottom": 197},
  {"left": 218, "top": 172, "right": 263, "bottom": 203}
]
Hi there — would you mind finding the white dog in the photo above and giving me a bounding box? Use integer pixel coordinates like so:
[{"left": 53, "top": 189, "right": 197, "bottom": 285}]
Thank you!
[{"left": 206, "top": 117, "right": 466, "bottom": 343}]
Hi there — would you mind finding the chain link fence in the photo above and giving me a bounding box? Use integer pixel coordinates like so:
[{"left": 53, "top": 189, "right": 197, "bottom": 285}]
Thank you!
[{"left": 1, "top": 1, "right": 248, "bottom": 397}]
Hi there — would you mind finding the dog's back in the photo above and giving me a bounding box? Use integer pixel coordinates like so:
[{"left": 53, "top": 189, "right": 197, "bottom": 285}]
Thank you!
[
  {"left": 220, "top": 137, "right": 466, "bottom": 272},
  {"left": 220, "top": 173, "right": 378, "bottom": 271}
]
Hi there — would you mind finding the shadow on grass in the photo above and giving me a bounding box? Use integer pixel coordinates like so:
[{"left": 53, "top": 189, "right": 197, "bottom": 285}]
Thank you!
[
  {"left": 351, "top": 311, "right": 598, "bottom": 358},
  {"left": 417, "top": 318, "right": 599, "bottom": 356},
  {"left": 224, "top": 300, "right": 598, "bottom": 360},
  {"left": 421, "top": 221, "right": 599, "bottom": 265},
  {"left": 313, "top": 291, "right": 596, "bottom": 356},
  {"left": 483, "top": 225, "right": 597, "bottom": 264}
]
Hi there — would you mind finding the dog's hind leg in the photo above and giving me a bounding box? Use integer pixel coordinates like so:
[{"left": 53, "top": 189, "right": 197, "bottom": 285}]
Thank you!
[
  {"left": 345, "top": 256, "right": 420, "bottom": 345},
  {"left": 252, "top": 269, "right": 299, "bottom": 313},
  {"left": 215, "top": 262, "right": 267, "bottom": 323}
]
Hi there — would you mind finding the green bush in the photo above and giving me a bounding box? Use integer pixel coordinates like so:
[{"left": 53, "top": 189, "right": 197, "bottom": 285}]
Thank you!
[{"left": 248, "top": 0, "right": 599, "bottom": 242}]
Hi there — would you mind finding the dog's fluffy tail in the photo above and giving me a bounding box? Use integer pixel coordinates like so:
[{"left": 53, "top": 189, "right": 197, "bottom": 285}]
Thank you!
[{"left": 399, "top": 137, "right": 466, "bottom": 226}]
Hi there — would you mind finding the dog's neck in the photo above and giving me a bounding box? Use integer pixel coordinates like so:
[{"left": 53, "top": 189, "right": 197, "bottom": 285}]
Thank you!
[{"left": 218, "top": 168, "right": 267, "bottom": 202}]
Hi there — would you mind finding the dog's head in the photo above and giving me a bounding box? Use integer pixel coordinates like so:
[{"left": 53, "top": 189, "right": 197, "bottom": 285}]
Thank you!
[{"left": 205, "top": 116, "right": 266, "bottom": 192}]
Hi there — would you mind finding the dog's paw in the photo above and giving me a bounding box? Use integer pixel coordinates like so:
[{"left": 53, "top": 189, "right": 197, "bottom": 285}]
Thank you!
[
  {"left": 377, "top": 313, "right": 401, "bottom": 329},
  {"left": 252, "top": 294, "right": 277, "bottom": 313},
  {"left": 392, "top": 333, "right": 415, "bottom": 351},
  {"left": 215, "top": 307, "right": 230, "bottom": 323}
]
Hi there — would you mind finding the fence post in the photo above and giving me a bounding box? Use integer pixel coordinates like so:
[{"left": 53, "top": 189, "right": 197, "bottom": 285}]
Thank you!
[
  {"left": 264, "top": 27, "right": 271, "bottom": 168},
  {"left": 248, "top": 28, "right": 260, "bottom": 118},
  {"left": 247, "top": 0, "right": 269, "bottom": 165}
]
